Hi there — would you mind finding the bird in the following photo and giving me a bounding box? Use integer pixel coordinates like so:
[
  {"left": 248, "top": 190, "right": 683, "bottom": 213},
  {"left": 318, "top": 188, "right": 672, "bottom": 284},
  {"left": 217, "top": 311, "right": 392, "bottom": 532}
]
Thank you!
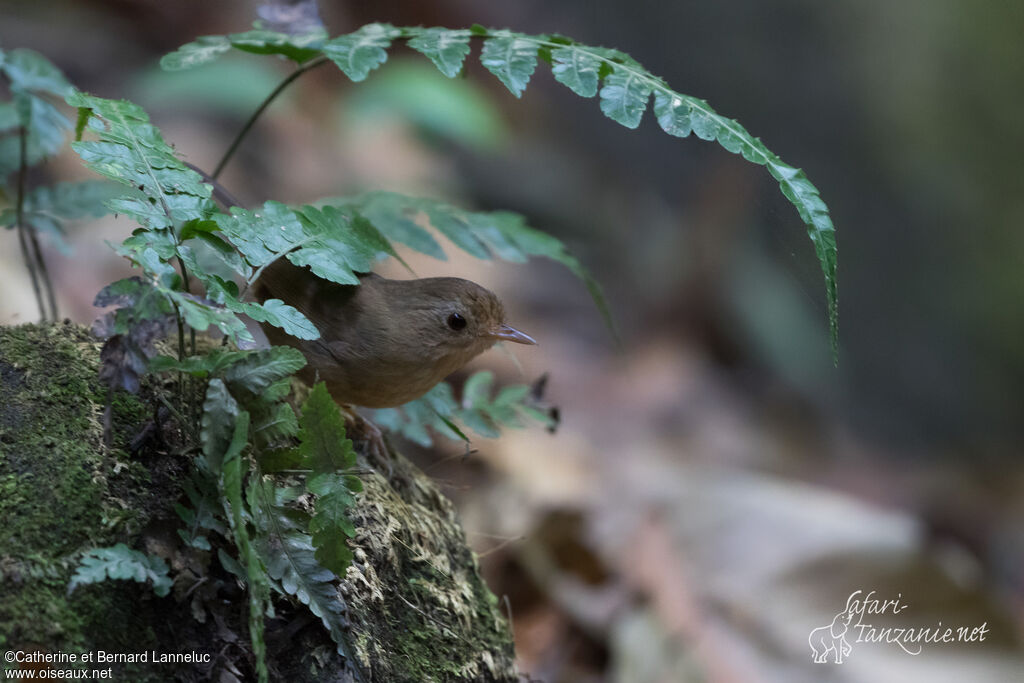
[{"left": 253, "top": 257, "right": 536, "bottom": 408}]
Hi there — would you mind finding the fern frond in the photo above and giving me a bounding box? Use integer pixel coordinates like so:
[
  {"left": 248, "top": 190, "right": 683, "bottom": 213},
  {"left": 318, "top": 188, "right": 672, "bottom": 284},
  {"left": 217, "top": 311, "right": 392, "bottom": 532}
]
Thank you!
[
  {"left": 295, "top": 383, "right": 356, "bottom": 475},
  {"left": 175, "top": 468, "right": 225, "bottom": 551},
  {"left": 161, "top": 29, "right": 326, "bottom": 71},
  {"left": 331, "top": 192, "right": 615, "bottom": 336},
  {"left": 212, "top": 200, "right": 393, "bottom": 289},
  {"left": 68, "top": 93, "right": 322, "bottom": 343},
  {"left": 370, "top": 371, "right": 555, "bottom": 447},
  {"left": 68, "top": 544, "right": 173, "bottom": 597},
  {"left": 201, "top": 378, "right": 244, "bottom": 472},
  {"left": 0, "top": 48, "right": 73, "bottom": 175},
  {"left": 68, "top": 92, "right": 212, "bottom": 227},
  {"left": 163, "top": 24, "right": 839, "bottom": 354},
  {"left": 307, "top": 473, "right": 360, "bottom": 577},
  {"left": 218, "top": 410, "right": 270, "bottom": 683},
  {"left": 0, "top": 181, "right": 117, "bottom": 232},
  {"left": 292, "top": 383, "right": 361, "bottom": 575},
  {"left": 250, "top": 480, "right": 358, "bottom": 666},
  {"left": 222, "top": 347, "right": 308, "bottom": 395}
]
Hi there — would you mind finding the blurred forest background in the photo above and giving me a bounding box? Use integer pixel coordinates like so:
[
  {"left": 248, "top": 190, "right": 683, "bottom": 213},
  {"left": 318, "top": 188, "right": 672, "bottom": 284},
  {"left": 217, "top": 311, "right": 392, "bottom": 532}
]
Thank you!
[{"left": 2, "top": 1, "right": 1022, "bottom": 681}]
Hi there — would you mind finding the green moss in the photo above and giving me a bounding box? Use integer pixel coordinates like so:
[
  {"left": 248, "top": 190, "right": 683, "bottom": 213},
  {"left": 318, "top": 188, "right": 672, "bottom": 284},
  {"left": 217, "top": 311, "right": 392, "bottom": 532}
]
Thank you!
[
  {"left": 338, "top": 453, "right": 517, "bottom": 682},
  {"left": 0, "top": 323, "right": 108, "bottom": 557},
  {"left": 0, "top": 323, "right": 166, "bottom": 672}
]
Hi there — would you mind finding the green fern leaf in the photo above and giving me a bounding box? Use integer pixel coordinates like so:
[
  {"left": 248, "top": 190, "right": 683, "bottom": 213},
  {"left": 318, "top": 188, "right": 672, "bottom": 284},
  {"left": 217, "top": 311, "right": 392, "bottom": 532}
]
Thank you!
[
  {"left": 250, "top": 481, "right": 356, "bottom": 662},
  {"left": 369, "top": 381, "right": 461, "bottom": 447},
  {"left": 0, "top": 101, "right": 16, "bottom": 131},
  {"left": 356, "top": 191, "right": 446, "bottom": 260},
  {"left": 176, "top": 468, "right": 227, "bottom": 547},
  {"left": 323, "top": 23, "right": 400, "bottom": 82},
  {"left": 104, "top": 197, "right": 171, "bottom": 229},
  {"left": 458, "top": 370, "right": 506, "bottom": 437},
  {"left": 0, "top": 48, "right": 72, "bottom": 97},
  {"left": 294, "top": 383, "right": 362, "bottom": 575},
  {"left": 212, "top": 201, "right": 306, "bottom": 266},
  {"left": 256, "top": 521, "right": 331, "bottom": 604},
  {"left": 183, "top": 227, "right": 252, "bottom": 278},
  {"left": 550, "top": 45, "right": 601, "bottom": 97},
  {"left": 0, "top": 48, "right": 73, "bottom": 172},
  {"left": 263, "top": 376, "right": 295, "bottom": 403},
  {"left": 68, "top": 544, "right": 173, "bottom": 598},
  {"left": 458, "top": 371, "right": 501, "bottom": 438},
  {"left": 23, "top": 180, "right": 118, "bottom": 219},
  {"left": 307, "top": 473, "right": 359, "bottom": 576},
  {"left": 295, "top": 205, "right": 396, "bottom": 280},
  {"left": 232, "top": 298, "right": 318, "bottom": 340},
  {"left": 462, "top": 369, "right": 495, "bottom": 405},
  {"left": 220, "top": 409, "right": 251, "bottom": 483},
  {"left": 153, "top": 346, "right": 307, "bottom": 398},
  {"left": 419, "top": 201, "right": 492, "bottom": 259},
  {"left": 371, "top": 372, "right": 555, "bottom": 446},
  {"left": 480, "top": 32, "right": 540, "bottom": 97},
  {"left": 228, "top": 29, "right": 326, "bottom": 64},
  {"left": 67, "top": 92, "right": 212, "bottom": 229},
  {"left": 222, "top": 346, "right": 308, "bottom": 394},
  {"left": 687, "top": 101, "right": 723, "bottom": 141},
  {"left": 159, "top": 36, "right": 233, "bottom": 71},
  {"left": 769, "top": 162, "right": 838, "bottom": 347},
  {"left": 201, "top": 378, "right": 242, "bottom": 472},
  {"left": 252, "top": 402, "right": 300, "bottom": 450},
  {"left": 210, "top": 200, "right": 409, "bottom": 341},
  {"left": 0, "top": 95, "right": 69, "bottom": 176},
  {"left": 22, "top": 95, "right": 69, "bottom": 159},
  {"left": 599, "top": 68, "right": 652, "bottom": 129},
  {"left": 296, "top": 382, "right": 356, "bottom": 474},
  {"left": 215, "top": 201, "right": 390, "bottom": 289},
  {"left": 406, "top": 27, "right": 472, "bottom": 78},
  {"left": 168, "top": 290, "right": 254, "bottom": 343},
  {"left": 0, "top": 180, "right": 117, "bottom": 253},
  {"left": 335, "top": 191, "right": 617, "bottom": 338},
  {"left": 161, "top": 30, "right": 324, "bottom": 71},
  {"left": 218, "top": 410, "right": 270, "bottom": 683},
  {"left": 122, "top": 228, "right": 177, "bottom": 265},
  {"left": 150, "top": 348, "right": 249, "bottom": 377},
  {"left": 652, "top": 91, "right": 693, "bottom": 138},
  {"left": 651, "top": 90, "right": 838, "bottom": 349}
]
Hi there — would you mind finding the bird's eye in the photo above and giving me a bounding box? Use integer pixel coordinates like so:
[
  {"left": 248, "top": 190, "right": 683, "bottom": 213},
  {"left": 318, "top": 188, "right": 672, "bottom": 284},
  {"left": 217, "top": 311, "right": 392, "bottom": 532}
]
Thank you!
[{"left": 447, "top": 313, "right": 467, "bottom": 331}]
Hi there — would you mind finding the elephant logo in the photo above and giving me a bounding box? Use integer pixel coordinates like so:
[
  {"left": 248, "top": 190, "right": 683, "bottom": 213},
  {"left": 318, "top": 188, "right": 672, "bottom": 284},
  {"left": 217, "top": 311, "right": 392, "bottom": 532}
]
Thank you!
[{"left": 808, "top": 592, "right": 859, "bottom": 664}]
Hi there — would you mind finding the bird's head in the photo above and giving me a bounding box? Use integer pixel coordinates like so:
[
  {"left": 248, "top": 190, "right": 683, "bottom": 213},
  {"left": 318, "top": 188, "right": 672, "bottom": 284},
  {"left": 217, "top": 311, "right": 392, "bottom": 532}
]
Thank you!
[{"left": 391, "top": 277, "right": 536, "bottom": 364}]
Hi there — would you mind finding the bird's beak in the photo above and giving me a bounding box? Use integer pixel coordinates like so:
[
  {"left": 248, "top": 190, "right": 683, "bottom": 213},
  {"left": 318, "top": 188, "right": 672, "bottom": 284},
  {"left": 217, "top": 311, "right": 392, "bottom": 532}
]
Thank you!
[{"left": 489, "top": 323, "right": 537, "bottom": 345}]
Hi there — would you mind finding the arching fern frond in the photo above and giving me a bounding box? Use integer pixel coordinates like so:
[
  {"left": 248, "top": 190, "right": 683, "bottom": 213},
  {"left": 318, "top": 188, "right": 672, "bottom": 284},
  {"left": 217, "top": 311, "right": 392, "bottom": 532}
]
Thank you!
[
  {"left": 329, "top": 191, "right": 614, "bottom": 338},
  {"left": 163, "top": 24, "right": 840, "bottom": 355}
]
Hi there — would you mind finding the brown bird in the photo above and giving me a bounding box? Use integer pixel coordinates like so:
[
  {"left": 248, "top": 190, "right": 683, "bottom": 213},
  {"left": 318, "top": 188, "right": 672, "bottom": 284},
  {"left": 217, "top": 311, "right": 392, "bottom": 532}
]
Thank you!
[{"left": 254, "top": 258, "right": 536, "bottom": 408}]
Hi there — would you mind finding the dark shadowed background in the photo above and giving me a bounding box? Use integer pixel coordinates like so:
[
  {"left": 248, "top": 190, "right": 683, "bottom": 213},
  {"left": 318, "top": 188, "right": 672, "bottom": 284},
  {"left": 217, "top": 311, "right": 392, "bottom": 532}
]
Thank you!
[{"left": 2, "top": 1, "right": 1022, "bottom": 681}]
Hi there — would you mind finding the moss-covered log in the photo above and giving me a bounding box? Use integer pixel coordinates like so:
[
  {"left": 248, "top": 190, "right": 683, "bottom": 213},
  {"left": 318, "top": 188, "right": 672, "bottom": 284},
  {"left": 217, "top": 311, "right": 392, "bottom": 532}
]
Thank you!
[{"left": 0, "top": 323, "right": 516, "bottom": 682}]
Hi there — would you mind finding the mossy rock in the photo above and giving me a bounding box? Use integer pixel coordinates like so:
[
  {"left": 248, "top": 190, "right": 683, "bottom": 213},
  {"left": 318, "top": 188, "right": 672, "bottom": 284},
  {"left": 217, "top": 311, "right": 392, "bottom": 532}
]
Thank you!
[{"left": 0, "top": 323, "right": 516, "bottom": 681}]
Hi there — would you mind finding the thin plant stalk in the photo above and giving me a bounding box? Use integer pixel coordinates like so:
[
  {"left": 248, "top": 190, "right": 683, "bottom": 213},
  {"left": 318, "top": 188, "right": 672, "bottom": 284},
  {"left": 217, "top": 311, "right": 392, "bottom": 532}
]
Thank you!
[
  {"left": 175, "top": 304, "right": 186, "bottom": 407},
  {"left": 212, "top": 56, "right": 328, "bottom": 179},
  {"left": 14, "top": 125, "right": 47, "bottom": 321},
  {"left": 27, "top": 213, "right": 58, "bottom": 320}
]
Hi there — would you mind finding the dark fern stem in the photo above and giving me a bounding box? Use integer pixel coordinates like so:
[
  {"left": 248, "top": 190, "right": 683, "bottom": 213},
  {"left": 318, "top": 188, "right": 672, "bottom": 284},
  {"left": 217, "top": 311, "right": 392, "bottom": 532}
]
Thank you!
[
  {"left": 212, "top": 55, "right": 329, "bottom": 180},
  {"left": 14, "top": 123, "right": 54, "bottom": 321}
]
